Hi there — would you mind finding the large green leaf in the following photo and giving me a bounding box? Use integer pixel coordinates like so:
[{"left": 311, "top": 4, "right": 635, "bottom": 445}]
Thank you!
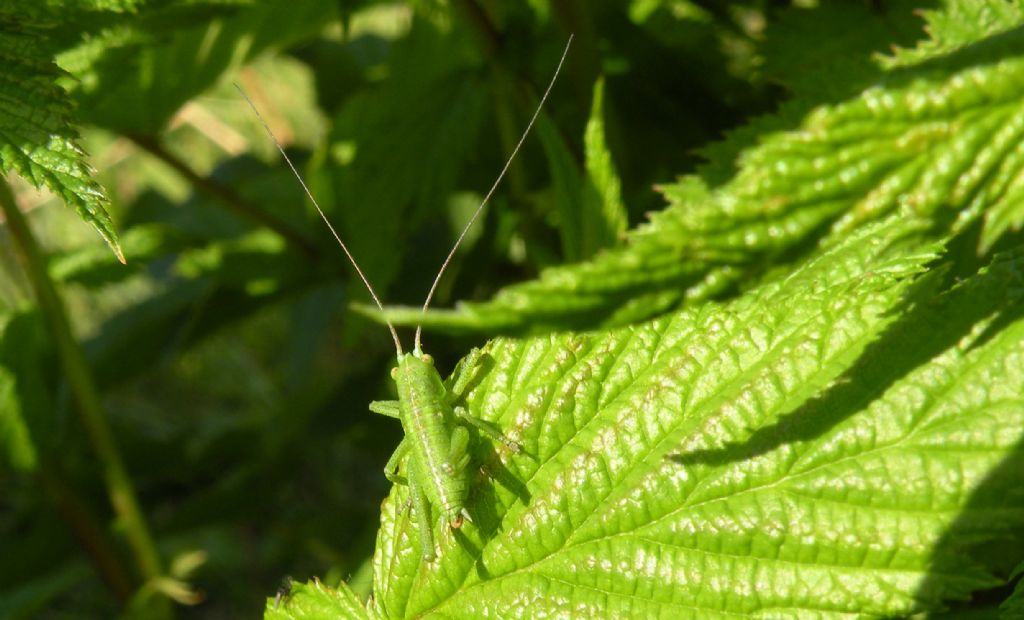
[
  {"left": 444, "top": 226, "right": 1024, "bottom": 616},
  {"left": 278, "top": 217, "right": 1024, "bottom": 617},
  {"left": 379, "top": 0, "right": 1024, "bottom": 335}
]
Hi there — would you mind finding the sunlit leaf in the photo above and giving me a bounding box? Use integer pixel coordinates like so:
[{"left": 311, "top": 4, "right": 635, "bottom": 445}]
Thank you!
[{"left": 368, "top": 220, "right": 1024, "bottom": 618}]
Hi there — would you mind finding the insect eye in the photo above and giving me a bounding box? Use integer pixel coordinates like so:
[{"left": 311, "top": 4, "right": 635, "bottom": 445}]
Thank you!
[
  {"left": 421, "top": 354, "right": 433, "bottom": 365},
  {"left": 390, "top": 367, "right": 398, "bottom": 379}
]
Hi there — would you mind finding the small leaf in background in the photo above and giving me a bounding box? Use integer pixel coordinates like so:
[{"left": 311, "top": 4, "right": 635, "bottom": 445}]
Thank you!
[
  {"left": 581, "top": 76, "right": 628, "bottom": 252},
  {"left": 48, "top": 223, "right": 187, "bottom": 287},
  {"left": 1003, "top": 561, "right": 1024, "bottom": 619},
  {"left": 0, "top": 309, "right": 58, "bottom": 473},
  {"left": 0, "top": 15, "right": 123, "bottom": 261},
  {"left": 0, "top": 366, "right": 35, "bottom": 472},
  {"left": 535, "top": 113, "right": 587, "bottom": 261},
  {"left": 534, "top": 76, "right": 627, "bottom": 262}
]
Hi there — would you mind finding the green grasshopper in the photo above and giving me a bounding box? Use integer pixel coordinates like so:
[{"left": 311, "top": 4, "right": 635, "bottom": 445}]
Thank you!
[{"left": 239, "top": 36, "right": 571, "bottom": 560}]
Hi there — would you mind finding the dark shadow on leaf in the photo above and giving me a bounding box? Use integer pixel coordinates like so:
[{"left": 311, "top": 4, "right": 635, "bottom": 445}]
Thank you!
[
  {"left": 450, "top": 526, "right": 482, "bottom": 573},
  {"left": 919, "top": 436, "right": 1024, "bottom": 616},
  {"left": 470, "top": 441, "right": 532, "bottom": 529}
]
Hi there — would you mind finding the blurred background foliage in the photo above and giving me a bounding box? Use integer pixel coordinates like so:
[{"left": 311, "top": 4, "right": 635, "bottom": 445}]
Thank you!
[{"left": 0, "top": 0, "right": 930, "bottom": 617}]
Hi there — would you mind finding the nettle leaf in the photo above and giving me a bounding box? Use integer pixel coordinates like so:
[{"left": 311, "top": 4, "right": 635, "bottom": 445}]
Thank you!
[
  {"left": 383, "top": 3, "right": 1024, "bottom": 335},
  {"left": 337, "top": 216, "right": 1024, "bottom": 618},
  {"left": 0, "top": 14, "right": 123, "bottom": 261},
  {"left": 883, "top": 0, "right": 1024, "bottom": 70}
]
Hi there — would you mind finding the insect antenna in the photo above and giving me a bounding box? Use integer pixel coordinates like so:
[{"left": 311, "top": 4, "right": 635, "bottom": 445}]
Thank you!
[
  {"left": 414, "top": 35, "right": 573, "bottom": 354},
  {"left": 235, "top": 84, "right": 404, "bottom": 357}
]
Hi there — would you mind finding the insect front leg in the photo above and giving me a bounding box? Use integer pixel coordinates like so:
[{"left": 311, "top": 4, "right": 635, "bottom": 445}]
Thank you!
[
  {"left": 369, "top": 399, "right": 401, "bottom": 418},
  {"left": 447, "top": 347, "right": 486, "bottom": 402},
  {"left": 383, "top": 438, "right": 410, "bottom": 485},
  {"left": 454, "top": 406, "right": 523, "bottom": 453}
]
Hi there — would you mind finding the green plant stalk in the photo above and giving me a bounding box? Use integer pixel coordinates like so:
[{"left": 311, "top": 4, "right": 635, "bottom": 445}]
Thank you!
[
  {"left": 128, "top": 133, "right": 319, "bottom": 260},
  {"left": 0, "top": 178, "right": 170, "bottom": 616}
]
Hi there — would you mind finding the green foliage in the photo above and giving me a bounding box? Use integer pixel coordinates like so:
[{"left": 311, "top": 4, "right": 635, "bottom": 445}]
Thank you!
[
  {"left": 0, "top": 6, "right": 123, "bottom": 261},
  {"left": 382, "top": 0, "right": 1024, "bottom": 333},
  {"left": 0, "top": 1, "right": 1022, "bottom": 619}
]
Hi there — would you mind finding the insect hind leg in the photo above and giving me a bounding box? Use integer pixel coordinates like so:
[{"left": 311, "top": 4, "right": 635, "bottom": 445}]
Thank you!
[
  {"left": 454, "top": 406, "right": 522, "bottom": 453},
  {"left": 407, "top": 466, "right": 436, "bottom": 561}
]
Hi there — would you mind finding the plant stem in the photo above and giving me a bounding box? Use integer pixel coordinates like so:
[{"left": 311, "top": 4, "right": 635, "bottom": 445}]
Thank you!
[
  {"left": 0, "top": 178, "right": 171, "bottom": 617},
  {"left": 128, "top": 133, "right": 319, "bottom": 260}
]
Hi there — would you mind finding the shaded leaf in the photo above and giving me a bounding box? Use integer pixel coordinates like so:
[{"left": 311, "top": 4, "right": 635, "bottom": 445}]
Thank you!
[
  {"left": 1003, "top": 561, "right": 1024, "bottom": 619},
  {"left": 313, "top": 17, "right": 486, "bottom": 303},
  {"left": 0, "top": 561, "right": 90, "bottom": 620},
  {"left": 535, "top": 76, "right": 627, "bottom": 262},
  {"left": 0, "top": 309, "right": 57, "bottom": 472},
  {"left": 0, "top": 366, "right": 34, "bottom": 471},
  {"left": 761, "top": 0, "right": 928, "bottom": 101},
  {"left": 61, "top": 0, "right": 335, "bottom": 134}
]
